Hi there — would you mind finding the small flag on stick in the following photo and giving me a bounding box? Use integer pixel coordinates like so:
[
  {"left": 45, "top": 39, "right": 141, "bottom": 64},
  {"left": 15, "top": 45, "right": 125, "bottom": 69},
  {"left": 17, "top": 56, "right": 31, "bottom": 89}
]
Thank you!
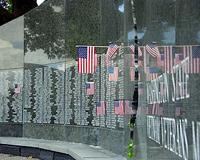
[
  {"left": 86, "top": 82, "right": 95, "bottom": 95},
  {"left": 96, "top": 101, "right": 106, "bottom": 116}
]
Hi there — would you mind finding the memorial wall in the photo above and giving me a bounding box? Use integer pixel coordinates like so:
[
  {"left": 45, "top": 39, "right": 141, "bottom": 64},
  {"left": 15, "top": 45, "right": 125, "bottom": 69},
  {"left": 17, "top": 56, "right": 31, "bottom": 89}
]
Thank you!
[
  {"left": 0, "top": 0, "right": 199, "bottom": 159},
  {"left": 0, "top": 16, "right": 24, "bottom": 137},
  {"left": 135, "top": 0, "right": 200, "bottom": 159},
  {"left": 0, "top": 0, "right": 132, "bottom": 157}
]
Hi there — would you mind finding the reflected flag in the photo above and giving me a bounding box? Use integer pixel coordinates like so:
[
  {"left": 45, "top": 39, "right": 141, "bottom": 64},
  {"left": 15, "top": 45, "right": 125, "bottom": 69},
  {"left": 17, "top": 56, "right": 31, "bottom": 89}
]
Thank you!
[
  {"left": 183, "top": 46, "right": 200, "bottom": 73},
  {"left": 106, "top": 44, "right": 119, "bottom": 58},
  {"left": 129, "top": 45, "right": 143, "bottom": 67},
  {"left": 159, "top": 107, "right": 163, "bottom": 116},
  {"left": 182, "top": 46, "right": 191, "bottom": 72},
  {"left": 146, "top": 67, "right": 159, "bottom": 81},
  {"left": 175, "top": 107, "right": 181, "bottom": 116},
  {"left": 130, "top": 67, "right": 141, "bottom": 81},
  {"left": 192, "top": 46, "right": 200, "bottom": 73},
  {"left": 124, "top": 100, "right": 135, "bottom": 115},
  {"left": 146, "top": 44, "right": 160, "bottom": 57},
  {"left": 130, "top": 53, "right": 134, "bottom": 67},
  {"left": 138, "top": 47, "right": 144, "bottom": 67},
  {"left": 174, "top": 53, "right": 184, "bottom": 65},
  {"left": 114, "top": 100, "right": 124, "bottom": 115},
  {"left": 86, "top": 82, "right": 95, "bottom": 95},
  {"left": 146, "top": 105, "right": 153, "bottom": 115},
  {"left": 130, "top": 67, "right": 135, "bottom": 81},
  {"left": 163, "top": 46, "right": 173, "bottom": 73},
  {"left": 96, "top": 101, "right": 106, "bottom": 116},
  {"left": 160, "top": 82, "right": 164, "bottom": 97},
  {"left": 105, "top": 54, "right": 110, "bottom": 67},
  {"left": 108, "top": 66, "right": 118, "bottom": 81},
  {"left": 138, "top": 87, "right": 144, "bottom": 96},
  {"left": 14, "top": 84, "right": 21, "bottom": 95},
  {"left": 77, "top": 46, "right": 97, "bottom": 74},
  {"left": 157, "top": 53, "right": 165, "bottom": 68},
  {"left": 129, "top": 45, "right": 143, "bottom": 56}
]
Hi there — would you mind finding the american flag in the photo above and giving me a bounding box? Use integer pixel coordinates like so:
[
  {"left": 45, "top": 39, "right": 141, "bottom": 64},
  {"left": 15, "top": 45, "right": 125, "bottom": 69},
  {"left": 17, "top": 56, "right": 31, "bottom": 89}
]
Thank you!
[
  {"left": 182, "top": 46, "right": 200, "bottom": 73},
  {"left": 130, "top": 67, "right": 135, "bottom": 81},
  {"left": 114, "top": 100, "right": 124, "bottom": 115},
  {"left": 152, "top": 104, "right": 156, "bottom": 115},
  {"left": 146, "top": 67, "right": 159, "bottom": 81},
  {"left": 96, "top": 101, "right": 106, "bottom": 116},
  {"left": 130, "top": 53, "right": 134, "bottom": 67},
  {"left": 174, "top": 53, "right": 184, "bottom": 65},
  {"left": 192, "top": 46, "right": 200, "bottom": 73},
  {"left": 77, "top": 46, "right": 97, "bottom": 74},
  {"left": 138, "top": 87, "right": 144, "bottom": 96},
  {"left": 146, "top": 105, "right": 153, "bottom": 115},
  {"left": 124, "top": 100, "right": 135, "bottom": 115},
  {"left": 159, "top": 82, "right": 164, "bottom": 97},
  {"left": 108, "top": 66, "right": 118, "bottom": 81},
  {"left": 146, "top": 44, "right": 160, "bottom": 57},
  {"left": 175, "top": 107, "right": 181, "bottom": 116},
  {"left": 105, "top": 54, "right": 110, "bottom": 67},
  {"left": 129, "top": 45, "right": 143, "bottom": 67},
  {"left": 106, "top": 44, "right": 119, "bottom": 58},
  {"left": 163, "top": 46, "right": 173, "bottom": 73},
  {"left": 14, "top": 84, "right": 21, "bottom": 95},
  {"left": 138, "top": 47, "right": 144, "bottom": 67},
  {"left": 86, "top": 82, "right": 95, "bottom": 95},
  {"left": 157, "top": 53, "right": 165, "bottom": 69},
  {"left": 158, "top": 106, "right": 163, "bottom": 116},
  {"left": 129, "top": 45, "right": 143, "bottom": 56}
]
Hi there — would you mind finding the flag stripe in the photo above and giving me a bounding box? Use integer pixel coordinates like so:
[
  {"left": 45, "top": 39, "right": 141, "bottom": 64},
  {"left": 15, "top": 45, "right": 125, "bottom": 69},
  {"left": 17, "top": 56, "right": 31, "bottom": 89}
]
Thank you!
[{"left": 78, "top": 46, "right": 97, "bottom": 74}]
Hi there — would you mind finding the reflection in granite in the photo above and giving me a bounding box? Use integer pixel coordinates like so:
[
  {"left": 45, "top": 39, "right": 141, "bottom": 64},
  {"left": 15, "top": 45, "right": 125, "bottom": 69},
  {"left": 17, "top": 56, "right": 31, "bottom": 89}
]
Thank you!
[
  {"left": 135, "top": 0, "right": 176, "bottom": 45},
  {"left": 23, "top": 123, "right": 126, "bottom": 156},
  {"left": 65, "top": 0, "right": 124, "bottom": 58},
  {"left": 0, "top": 123, "right": 22, "bottom": 137},
  {"left": 136, "top": 0, "right": 200, "bottom": 45},
  {"left": 0, "top": 0, "right": 200, "bottom": 159},
  {"left": 24, "top": 0, "right": 66, "bottom": 60},
  {"left": 0, "top": 17, "right": 24, "bottom": 124},
  {"left": 0, "top": 17, "right": 24, "bottom": 70}
]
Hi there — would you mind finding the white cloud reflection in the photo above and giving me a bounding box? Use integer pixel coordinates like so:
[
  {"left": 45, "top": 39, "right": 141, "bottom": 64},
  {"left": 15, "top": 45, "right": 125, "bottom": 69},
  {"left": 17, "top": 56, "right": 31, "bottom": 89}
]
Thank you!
[
  {"left": 0, "top": 39, "right": 13, "bottom": 49},
  {"left": 37, "top": 0, "right": 45, "bottom": 5}
]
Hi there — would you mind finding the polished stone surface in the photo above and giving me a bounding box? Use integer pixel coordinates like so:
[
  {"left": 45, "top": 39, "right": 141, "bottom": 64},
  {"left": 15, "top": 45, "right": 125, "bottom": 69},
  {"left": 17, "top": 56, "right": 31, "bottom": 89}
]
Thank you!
[
  {"left": 23, "top": 123, "right": 126, "bottom": 156},
  {"left": 0, "top": 137, "right": 127, "bottom": 160},
  {"left": 0, "top": 123, "right": 22, "bottom": 137}
]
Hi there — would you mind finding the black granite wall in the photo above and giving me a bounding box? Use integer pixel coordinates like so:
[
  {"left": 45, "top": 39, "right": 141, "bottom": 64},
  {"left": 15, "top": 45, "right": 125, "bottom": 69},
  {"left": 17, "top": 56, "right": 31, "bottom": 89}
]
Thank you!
[{"left": 0, "top": 0, "right": 200, "bottom": 159}]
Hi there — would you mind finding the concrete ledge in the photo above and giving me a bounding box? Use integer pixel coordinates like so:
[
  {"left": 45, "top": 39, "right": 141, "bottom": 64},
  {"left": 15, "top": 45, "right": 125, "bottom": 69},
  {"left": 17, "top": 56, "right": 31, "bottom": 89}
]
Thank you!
[{"left": 0, "top": 137, "right": 127, "bottom": 160}]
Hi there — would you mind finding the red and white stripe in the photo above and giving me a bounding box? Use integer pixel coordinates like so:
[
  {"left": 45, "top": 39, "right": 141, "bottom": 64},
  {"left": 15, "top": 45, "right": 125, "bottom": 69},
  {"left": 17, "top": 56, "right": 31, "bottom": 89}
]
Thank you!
[
  {"left": 164, "top": 46, "right": 173, "bottom": 73},
  {"left": 108, "top": 67, "right": 118, "bottom": 81},
  {"left": 78, "top": 46, "right": 97, "bottom": 74},
  {"left": 146, "top": 45, "right": 160, "bottom": 57},
  {"left": 183, "top": 46, "right": 200, "bottom": 74}
]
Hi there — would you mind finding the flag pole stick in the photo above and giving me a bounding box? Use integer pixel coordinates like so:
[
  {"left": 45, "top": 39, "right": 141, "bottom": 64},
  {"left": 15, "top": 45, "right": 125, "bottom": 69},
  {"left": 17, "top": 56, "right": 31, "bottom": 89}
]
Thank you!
[
  {"left": 75, "top": 45, "right": 132, "bottom": 48},
  {"left": 76, "top": 44, "right": 200, "bottom": 48}
]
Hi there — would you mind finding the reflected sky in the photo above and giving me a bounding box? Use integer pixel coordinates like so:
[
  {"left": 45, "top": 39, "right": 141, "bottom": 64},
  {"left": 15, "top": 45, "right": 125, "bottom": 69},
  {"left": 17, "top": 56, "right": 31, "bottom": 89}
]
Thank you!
[
  {"left": 0, "top": 39, "right": 13, "bottom": 49},
  {"left": 118, "top": 4, "right": 124, "bottom": 13},
  {"left": 196, "top": 31, "right": 200, "bottom": 43},
  {"left": 37, "top": 0, "right": 45, "bottom": 5},
  {"left": 162, "top": 26, "right": 175, "bottom": 44},
  {"left": 0, "top": 17, "right": 24, "bottom": 69}
]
